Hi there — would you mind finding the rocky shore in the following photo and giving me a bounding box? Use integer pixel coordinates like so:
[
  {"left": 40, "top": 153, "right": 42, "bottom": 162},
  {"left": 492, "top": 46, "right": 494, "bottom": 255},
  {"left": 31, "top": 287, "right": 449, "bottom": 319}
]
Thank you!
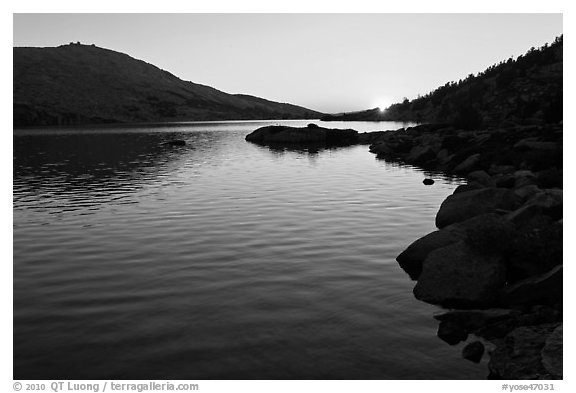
[
  {"left": 369, "top": 123, "right": 562, "bottom": 379},
  {"left": 246, "top": 122, "right": 563, "bottom": 379}
]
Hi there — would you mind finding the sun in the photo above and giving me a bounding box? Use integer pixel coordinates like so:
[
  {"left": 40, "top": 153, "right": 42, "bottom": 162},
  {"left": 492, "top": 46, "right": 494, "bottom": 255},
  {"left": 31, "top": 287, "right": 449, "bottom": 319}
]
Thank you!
[{"left": 374, "top": 98, "right": 391, "bottom": 112}]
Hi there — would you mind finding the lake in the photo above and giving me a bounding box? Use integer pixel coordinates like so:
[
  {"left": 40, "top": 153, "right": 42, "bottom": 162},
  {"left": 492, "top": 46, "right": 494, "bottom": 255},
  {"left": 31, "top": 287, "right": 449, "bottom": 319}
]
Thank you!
[{"left": 13, "top": 120, "right": 487, "bottom": 379}]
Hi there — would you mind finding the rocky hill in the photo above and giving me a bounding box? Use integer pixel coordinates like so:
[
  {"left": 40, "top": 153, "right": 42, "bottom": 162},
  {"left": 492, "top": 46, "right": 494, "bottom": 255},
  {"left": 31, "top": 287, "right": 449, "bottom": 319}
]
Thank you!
[
  {"left": 322, "top": 36, "right": 563, "bottom": 129},
  {"left": 13, "top": 43, "right": 323, "bottom": 127}
]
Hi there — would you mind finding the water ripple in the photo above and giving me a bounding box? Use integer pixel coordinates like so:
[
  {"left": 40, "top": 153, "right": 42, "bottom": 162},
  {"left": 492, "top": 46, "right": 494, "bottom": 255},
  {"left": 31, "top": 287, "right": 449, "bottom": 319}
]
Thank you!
[{"left": 13, "top": 121, "right": 481, "bottom": 380}]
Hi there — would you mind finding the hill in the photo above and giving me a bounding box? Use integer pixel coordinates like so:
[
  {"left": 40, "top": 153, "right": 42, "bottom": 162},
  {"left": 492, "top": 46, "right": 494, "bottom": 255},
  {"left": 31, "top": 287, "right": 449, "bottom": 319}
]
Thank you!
[
  {"left": 322, "top": 36, "right": 563, "bottom": 128},
  {"left": 13, "top": 43, "right": 323, "bottom": 127}
]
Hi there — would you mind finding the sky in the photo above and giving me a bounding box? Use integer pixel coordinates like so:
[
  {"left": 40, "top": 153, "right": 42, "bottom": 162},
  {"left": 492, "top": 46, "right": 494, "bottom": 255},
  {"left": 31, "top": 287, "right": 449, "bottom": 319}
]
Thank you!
[{"left": 13, "top": 13, "right": 562, "bottom": 113}]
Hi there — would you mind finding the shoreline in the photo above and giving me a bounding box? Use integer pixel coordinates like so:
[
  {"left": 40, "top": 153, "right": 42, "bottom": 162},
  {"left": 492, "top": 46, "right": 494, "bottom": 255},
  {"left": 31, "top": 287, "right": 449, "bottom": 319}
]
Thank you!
[
  {"left": 370, "top": 123, "right": 563, "bottom": 379},
  {"left": 246, "top": 123, "right": 563, "bottom": 379}
]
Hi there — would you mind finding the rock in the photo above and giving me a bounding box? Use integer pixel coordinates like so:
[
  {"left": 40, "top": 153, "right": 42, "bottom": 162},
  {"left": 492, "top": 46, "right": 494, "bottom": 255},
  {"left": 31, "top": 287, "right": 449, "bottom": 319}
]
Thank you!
[
  {"left": 527, "top": 189, "right": 562, "bottom": 218},
  {"left": 434, "top": 308, "right": 518, "bottom": 332},
  {"left": 434, "top": 306, "right": 561, "bottom": 343},
  {"left": 370, "top": 142, "right": 394, "bottom": 156},
  {"left": 435, "top": 188, "right": 521, "bottom": 228},
  {"left": 452, "top": 184, "right": 483, "bottom": 194},
  {"left": 535, "top": 167, "right": 562, "bottom": 189},
  {"left": 541, "top": 325, "right": 563, "bottom": 378},
  {"left": 499, "top": 265, "right": 563, "bottom": 307},
  {"left": 514, "top": 170, "right": 536, "bottom": 188},
  {"left": 505, "top": 203, "right": 552, "bottom": 230},
  {"left": 406, "top": 145, "right": 437, "bottom": 165},
  {"left": 162, "top": 139, "right": 186, "bottom": 146},
  {"left": 396, "top": 226, "right": 467, "bottom": 279},
  {"left": 514, "top": 139, "right": 561, "bottom": 151},
  {"left": 397, "top": 213, "right": 507, "bottom": 279},
  {"left": 413, "top": 242, "right": 507, "bottom": 308},
  {"left": 493, "top": 174, "right": 516, "bottom": 188},
  {"left": 505, "top": 189, "right": 562, "bottom": 231},
  {"left": 454, "top": 153, "right": 481, "bottom": 174},
  {"left": 488, "top": 323, "right": 560, "bottom": 379},
  {"left": 437, "top": 320, "right": 468, "bottom": 345},
  {"left": 436, "top": 149, "right": 454, "bottom": 164},
  {"left": 245, "top": 125, "right": 358, "bottom": 146},
  {"left": 505, "top": 222, "right": 562, "bottom": 282},
  {"left": 423, "top": 178, "right": 435, "bottom": 185},
  {"left": 489, "top": 164, "right": 516, "bottom": 175},
  {"left": 467, "top": 170, "right": 494, "bottom": 187},
  {"left": 518, "top": 305, "right": 563, "bottom": 328},
  {"left": 462, "top": 341, "right": 485, "bottom": 363},
  {"left": 513, "top": 185, "right": 541, "bottom": 201}
]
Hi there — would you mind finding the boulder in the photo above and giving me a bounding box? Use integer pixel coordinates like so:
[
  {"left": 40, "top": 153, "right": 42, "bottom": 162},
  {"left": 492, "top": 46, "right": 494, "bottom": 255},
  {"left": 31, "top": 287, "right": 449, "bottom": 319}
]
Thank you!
[
  {"left": 505, "top": 203, "right": 552, "bottom": 230},
  {"left": 493, "top": 174, "right": 516, "bottom": 188},
  {"left": 406, "top": 145, "right": 437, "bottom": 165},
  {"left": 413, "top": 242, "right": 507, "bottom": 308},
  {"left": 436, "top": 149, "right": 454, "bottom": 164},
  {"left": 499, "top": 265, "right": 563, "bottom": 307},
  {"left": 541, "top": 325, "right": 563, "bottom": 378},
  {"left": 435, "top": 188, "right": 521, "bottom": 228},
  {"left": 397, "top": 213, "right": 509, "bottom": 279},
  {"left": 452, "top": 183, "right": 483, "bottom": 194},
  {"left": 527, "top": 189, "right": 562, "bottom": 217},
  {"left": 467, "top": 170, "right": 494, "bottom": 187},
  {"left": 514, "top": 170, "right": 536, "bottom": 188},
  {"left": 489, "top": 164, "right": 516, "bottom": 175},
  {"left": 434, "top": 308, "right": 519, "bottom": 332},
  {"left": 437, "top": 320, "right": 469, "bottom": 345},
  {"left": 488, "top": 323, "right": 560, "bottom": 379},
  {"left": 397, "top": 226, "right": 467, "bottom": 280},
  {"left": 504, "top": 222, "right": 562, "bottom": 282},
  {"left": 454, "top": 153, "right": 481, "bottom": 174},
  {"left": 434, "top": 306, "right": 561, "bottom": 342},
  {"left": 423, "top": 178, "right": 435, "bottom": 185},
  {"left": 513, "top": 185, "right": 541, "bottom": 202},
  {"left": 535, "top": 167, "right": 563, "bottom": 189},
  {"left": 514, "top": 139, "right": 561, "bottom": 151},
  {"left": 462, "top": 341, "right": 485, "bottom": 363},
  {"left": 369, "top": 142, "right": 393, "bottom": 156}
]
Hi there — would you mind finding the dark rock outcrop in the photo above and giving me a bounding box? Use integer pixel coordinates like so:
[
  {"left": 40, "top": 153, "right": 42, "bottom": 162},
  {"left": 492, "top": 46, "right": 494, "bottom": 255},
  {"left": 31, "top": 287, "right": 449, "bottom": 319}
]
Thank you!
[
  {"left": 462, "top": 341, "right": 485, "bottom": 363},
  {"left": 396, "top": 225, "right": 466, "bottom": 279},
  {"left": 245, "top": 124, "right": 359, "bottom": 147},
  {"left": 488, "top": 323, "right": 561, "bottom": 379},
  {"left": 396, "top": 213, "right": 510, "bottom": 279},
  {"left": 435, "top": 188, "right": 520, "bottom": 228},
  {"left": 499, "top": 265, "right": 563, "bottom": 307},
  {"left": 413, "top": 242, "right": 507, "bottom": 308},
  {"left": 541, "top": 325, "right": 563, "bottom": 378},
  {"left": 437, "top": 320, "right": 469, "bottom": 345}
]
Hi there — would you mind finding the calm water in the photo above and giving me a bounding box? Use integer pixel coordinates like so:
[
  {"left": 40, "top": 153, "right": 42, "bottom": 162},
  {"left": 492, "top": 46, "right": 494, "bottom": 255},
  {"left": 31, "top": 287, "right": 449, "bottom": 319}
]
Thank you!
[{"left": 14, "top": 120, "right": 486, "bottom": 379}]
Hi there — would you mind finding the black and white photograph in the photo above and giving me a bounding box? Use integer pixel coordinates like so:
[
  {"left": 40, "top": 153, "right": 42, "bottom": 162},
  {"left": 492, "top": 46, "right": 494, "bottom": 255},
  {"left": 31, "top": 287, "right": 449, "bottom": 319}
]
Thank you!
[{"left": 9, "top": 4, "right": 566, "bottom": 388}]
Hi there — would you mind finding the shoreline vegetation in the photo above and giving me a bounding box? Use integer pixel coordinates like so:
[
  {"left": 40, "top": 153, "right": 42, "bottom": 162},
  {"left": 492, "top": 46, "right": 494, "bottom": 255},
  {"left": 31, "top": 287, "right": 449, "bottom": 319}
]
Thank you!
[
  {"left": 245, "top": 121, "right": 562, "bottom": 379},
  {"left": 321, "top": 36, "right": 562, "bottom": 129}
]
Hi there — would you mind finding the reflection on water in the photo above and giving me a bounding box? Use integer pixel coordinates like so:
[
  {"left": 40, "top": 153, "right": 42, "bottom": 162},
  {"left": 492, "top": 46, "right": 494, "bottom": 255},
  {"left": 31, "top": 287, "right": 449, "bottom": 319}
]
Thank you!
[{"left": 13, "top": 120, "right": 485, "bottom": 379}]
